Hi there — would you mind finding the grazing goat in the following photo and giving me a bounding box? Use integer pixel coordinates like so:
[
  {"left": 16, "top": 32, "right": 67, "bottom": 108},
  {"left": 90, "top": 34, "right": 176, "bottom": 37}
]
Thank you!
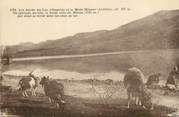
[
  {"left": 146, "top": 73, "right": 161, "bottom": 88},
  {"left": 18, "top": 73, "right": 39, "bottom": 97},
  {"left": 123, "top": 67, "right": 153, "bottom": 110},
  {"left": 163, "top": 66, "right": 179, "bottom": 95},
  {"left": 165, "top": 66, "right": 179, "bottom": 90},
  {"left": 40, "top": 76, "right": 65, "bottom": 110}
]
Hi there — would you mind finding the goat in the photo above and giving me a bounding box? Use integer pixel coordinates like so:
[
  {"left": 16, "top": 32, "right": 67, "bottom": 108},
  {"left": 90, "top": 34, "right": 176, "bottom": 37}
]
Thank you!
[
  {"left": 165, "top": 66, "right": 179, "bottom": 90},
  {"left": 40, "top": 76, "right": 65, "bottom": 110},
  {"left": 146, "top": 73, "right": 161, "bottom": 88},
  {"left": 18, "top": 72, "right": 39, "bottom": 97},
  {"left": 123, "top": 67, "right": 153, "bottom": 110}
]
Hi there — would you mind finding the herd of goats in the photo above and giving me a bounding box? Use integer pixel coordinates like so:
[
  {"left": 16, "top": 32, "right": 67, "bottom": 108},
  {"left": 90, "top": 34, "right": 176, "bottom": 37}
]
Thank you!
[{"left": 1, "top": 66, "right": 179, "bottom": 111}]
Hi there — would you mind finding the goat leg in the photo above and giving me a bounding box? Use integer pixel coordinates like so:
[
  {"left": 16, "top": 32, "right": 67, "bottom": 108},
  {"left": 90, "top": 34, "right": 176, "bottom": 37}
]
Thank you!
[
  {"left": 48, "top": 97, "right": 52, "bottom": 103},
  {"left": 22, "top": 91, "right": 26, "bottom": 97},
  {"left": 32, "top": 89, "right": 36, "bottom": 96},
  {"left": 24, "top": 91, "right": 28, "bottom": 97},
  {"left": 127, "top": 92, "right": 131, "bottom": 108},
  {"left": 56, "top": 103, "right": 60, "bottom": 109},
  {"left": 135, "top": 96, "right": 139, "bottom": 105}
]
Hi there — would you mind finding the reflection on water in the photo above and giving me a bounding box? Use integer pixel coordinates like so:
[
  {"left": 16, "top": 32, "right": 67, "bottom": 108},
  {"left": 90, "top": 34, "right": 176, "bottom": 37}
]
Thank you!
[
  {"left": 3, "top": 69, "right": 125, "bottom": 81},
  {"left": 0, "top": 112, "right": 51, "bottom": 117},
  {"left": 0, "top": 111, "right": 20, "bottom": 117}
]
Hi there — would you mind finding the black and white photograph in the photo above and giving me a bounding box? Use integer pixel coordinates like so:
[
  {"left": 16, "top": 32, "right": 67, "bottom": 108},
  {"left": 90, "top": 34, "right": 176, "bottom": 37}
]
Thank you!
[{"left": 0, "top": 0, "right": 179, "bottom": 117}]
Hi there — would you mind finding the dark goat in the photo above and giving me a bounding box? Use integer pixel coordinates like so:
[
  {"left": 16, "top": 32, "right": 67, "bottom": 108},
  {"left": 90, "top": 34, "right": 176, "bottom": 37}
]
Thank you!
[
  {"left": 40, "top": 76, "right": 65, "bottom": 110},
  {"left": 146, "top": 73, "right": 161, "bottom": 88}
]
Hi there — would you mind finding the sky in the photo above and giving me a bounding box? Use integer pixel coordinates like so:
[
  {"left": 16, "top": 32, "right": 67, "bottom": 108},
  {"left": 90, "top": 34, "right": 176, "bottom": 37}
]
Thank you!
[{"left": 0, "top": 0, "right": 179, "bottom": 45}]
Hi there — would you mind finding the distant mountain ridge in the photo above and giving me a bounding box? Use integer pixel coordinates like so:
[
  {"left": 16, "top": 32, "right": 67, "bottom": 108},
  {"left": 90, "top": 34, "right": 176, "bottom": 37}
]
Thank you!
[{"left": 4, "top": 10, "right": 179, "bottom": 57}]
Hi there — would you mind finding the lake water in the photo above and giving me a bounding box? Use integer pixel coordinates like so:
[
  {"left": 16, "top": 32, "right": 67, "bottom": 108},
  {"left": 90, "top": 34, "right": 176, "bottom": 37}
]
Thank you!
[{"left": 2, "top": 49, "right": 179, "bottom": 78}]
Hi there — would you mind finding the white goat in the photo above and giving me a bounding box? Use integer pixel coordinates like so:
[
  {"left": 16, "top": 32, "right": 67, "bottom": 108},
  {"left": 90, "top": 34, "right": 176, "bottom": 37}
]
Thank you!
[
  {"left": 123, "top": 67, "right": 153, "bottom": 110},
  {"left": 18, "top": 73, "right": 39, "bottom": 97}
]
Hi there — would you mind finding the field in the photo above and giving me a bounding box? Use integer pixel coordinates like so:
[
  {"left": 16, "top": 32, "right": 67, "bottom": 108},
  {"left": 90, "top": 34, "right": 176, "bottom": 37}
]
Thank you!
[
  {"left": 1, "top": 49, "right": 179, "bottom": 117},
  {"left": 1, "top": 75, "right": 179, "bottom": 117}
]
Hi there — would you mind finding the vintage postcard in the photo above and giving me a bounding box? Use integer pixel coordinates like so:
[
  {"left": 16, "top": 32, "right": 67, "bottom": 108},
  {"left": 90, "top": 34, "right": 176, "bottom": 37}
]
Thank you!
[{"left": 0, "top": 0, "right": 179, "bottom": 117}]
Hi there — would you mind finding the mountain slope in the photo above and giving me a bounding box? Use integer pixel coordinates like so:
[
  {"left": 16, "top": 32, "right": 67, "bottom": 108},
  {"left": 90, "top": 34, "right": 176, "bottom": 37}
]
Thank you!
[{"left": 5, "top": 10, "right": 179, "bottom": 57}]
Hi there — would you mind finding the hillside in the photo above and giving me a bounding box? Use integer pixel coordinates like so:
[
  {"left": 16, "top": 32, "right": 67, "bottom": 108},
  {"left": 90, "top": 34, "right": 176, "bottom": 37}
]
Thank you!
[{"left": 5, "top": 10, "right": 179, "bottom": 57}]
